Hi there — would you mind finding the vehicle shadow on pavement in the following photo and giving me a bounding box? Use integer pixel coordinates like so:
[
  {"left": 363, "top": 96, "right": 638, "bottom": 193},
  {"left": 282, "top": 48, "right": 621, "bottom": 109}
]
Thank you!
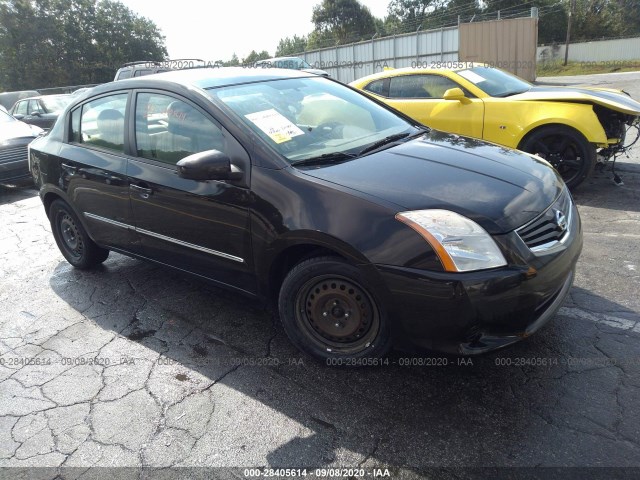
[
  {"left": 47, "top": 254, "right": 640, "bottom": 470},
  {"left": 0, "top": 183, "right": 38, "bottom": 205},
  {"left": 572, "top": 159, "right": 640, "bottom": 213}
]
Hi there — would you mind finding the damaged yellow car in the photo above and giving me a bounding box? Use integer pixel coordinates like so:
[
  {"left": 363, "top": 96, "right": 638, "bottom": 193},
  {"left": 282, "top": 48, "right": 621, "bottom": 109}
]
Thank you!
[{"left": 350, "top": 65, "right": 640, "bottom": 189}]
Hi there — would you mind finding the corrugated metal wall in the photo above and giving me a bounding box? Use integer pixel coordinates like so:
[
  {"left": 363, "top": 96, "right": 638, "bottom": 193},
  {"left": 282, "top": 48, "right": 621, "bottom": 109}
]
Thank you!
[
  {"left": 300, "top": 27, "right": 459, "bottom": 84},
  {"left": 459, "top": 17, "right": 538, "bottom": 81},
  {"left": 538, "top": 37, "right": 640, "bottom": 63}
]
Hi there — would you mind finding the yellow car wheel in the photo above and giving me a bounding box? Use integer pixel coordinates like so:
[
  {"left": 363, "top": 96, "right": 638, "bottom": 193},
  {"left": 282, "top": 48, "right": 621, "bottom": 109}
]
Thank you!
[{"left": 519, "top": 125, "right": 596, "bottom": 190}]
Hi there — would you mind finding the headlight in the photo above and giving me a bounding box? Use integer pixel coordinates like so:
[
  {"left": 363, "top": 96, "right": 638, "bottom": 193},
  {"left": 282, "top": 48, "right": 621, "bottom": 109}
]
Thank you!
[{"left": 396, "top": 209, "right": 507, "bottom": 272}]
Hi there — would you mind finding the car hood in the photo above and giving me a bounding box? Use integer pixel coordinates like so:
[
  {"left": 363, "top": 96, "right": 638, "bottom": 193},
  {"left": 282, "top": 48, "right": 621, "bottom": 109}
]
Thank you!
[
  {"left": 0, "top": 119, "right": 39, "bottom": 143},
  {"left": 299, "top": 130, "right": 565, "bottom": 234},
  {"left": 510, "top": 86, "right": 640, "bottom": 116}
]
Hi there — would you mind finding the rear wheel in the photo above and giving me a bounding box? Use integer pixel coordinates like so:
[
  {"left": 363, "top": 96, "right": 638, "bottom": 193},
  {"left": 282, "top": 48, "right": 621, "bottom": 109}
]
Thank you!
[
  {"left": 519, "top": 126, "right": 596, "bottom": 190},
  {"left": 49, "top": 199, "right": 109, "bottom": 269},
  {"left": 278, "top": 256, "right": 392, "bottom": 364}
]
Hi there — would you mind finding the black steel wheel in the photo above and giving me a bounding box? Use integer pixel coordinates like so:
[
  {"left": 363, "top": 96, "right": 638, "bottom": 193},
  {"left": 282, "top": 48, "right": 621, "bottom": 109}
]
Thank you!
[
  {"left": 49, "top": 199, "right": 109, "bottom": 269},
  {"left": 519, "top": 125, "right": 596, "bottom": 190},
  {"left": 278, "top": 256, "right": 391, "bottom": 363}
]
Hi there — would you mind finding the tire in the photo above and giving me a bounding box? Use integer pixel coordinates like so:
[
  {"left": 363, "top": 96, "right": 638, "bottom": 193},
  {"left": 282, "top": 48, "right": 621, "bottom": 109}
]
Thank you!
[
  {"left": 519, "top": 125, "right": 596, "bottom": 190},
  {"left": 278, "top": 256, "right": 392, "bottom": 364},
  {"left": 49, "top": 199, "right": 109, "bottom": 269}
]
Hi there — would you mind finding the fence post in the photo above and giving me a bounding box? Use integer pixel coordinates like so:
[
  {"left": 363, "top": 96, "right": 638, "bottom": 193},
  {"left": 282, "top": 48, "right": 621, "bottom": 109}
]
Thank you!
[
  {"left": 416, "top": 25, "right": 422, "bottom": 64},
  {"left": 352, "top": 43, "right": 356, "bottom": 81},
  {"left": 393, "top": 34, "right": 397, "bottom": 67},
  {"left": 371, "top": 33, "right": 378, "bottom": 71}
]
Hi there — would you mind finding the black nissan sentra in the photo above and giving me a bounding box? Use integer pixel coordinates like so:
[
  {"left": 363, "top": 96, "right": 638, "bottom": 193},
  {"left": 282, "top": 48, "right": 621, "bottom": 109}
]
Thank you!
[{"left": 29, "top": 67, "right": 582, "bottom": 362}]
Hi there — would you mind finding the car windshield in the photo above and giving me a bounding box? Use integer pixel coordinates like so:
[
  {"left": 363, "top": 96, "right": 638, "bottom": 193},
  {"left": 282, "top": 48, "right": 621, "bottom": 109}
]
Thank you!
[
  {"left": 457, "top": 67, "right": 531, "bottom": 97},
  {"left": 41, "top": 95, "right": 72, "bottom": 113},
  {"left": 210, "top": 77, "right": 419, "bottom": 163}
]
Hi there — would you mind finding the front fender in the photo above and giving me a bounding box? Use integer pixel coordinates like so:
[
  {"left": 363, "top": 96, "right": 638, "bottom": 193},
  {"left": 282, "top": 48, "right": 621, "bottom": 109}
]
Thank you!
[{"left": 483, "top": 101, "right": 608, "bottom": 148}]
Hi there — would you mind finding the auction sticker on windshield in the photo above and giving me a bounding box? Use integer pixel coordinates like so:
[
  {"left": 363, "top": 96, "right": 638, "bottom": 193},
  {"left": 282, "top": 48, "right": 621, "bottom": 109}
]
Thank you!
[
  {"left": 245, "top": 109, "right": 305, "bottom": 144},
  {"left": 457, "top": 69, "right": 486, "bottom": 84}
]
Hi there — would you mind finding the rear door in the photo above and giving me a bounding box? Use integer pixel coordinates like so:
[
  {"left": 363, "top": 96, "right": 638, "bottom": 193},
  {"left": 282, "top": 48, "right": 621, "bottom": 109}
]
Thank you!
[
  {"left": 58, "top": 92, "right": 141, "bottom": 252},
  {"left": 127, "top": 91, "right": 255, "bottom": 294}
]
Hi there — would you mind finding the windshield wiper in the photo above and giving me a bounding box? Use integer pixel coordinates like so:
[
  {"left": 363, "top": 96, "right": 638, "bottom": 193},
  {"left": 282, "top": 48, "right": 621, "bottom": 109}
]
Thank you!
[
  {"left": 357, "top": 132, "right": 413, "bottom": 156},
  {"left": 291, "top": 151, "right": 358, "bottom": 167}
]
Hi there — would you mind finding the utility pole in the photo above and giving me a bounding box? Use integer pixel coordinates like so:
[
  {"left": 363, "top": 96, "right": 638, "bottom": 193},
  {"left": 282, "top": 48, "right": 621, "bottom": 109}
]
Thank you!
[{"left": 564, "top": 0, "right": 576, "bottom": 66}]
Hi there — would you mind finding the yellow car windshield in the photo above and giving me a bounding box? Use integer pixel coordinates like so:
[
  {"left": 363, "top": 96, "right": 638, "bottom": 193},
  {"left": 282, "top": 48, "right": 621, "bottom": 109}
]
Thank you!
[{"left": 458, "top": 67, "right": 531, "bottom": 98}]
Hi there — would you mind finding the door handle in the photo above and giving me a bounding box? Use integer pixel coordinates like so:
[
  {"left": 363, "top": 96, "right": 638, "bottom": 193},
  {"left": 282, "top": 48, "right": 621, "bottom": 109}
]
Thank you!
[{"left": 130, "top": 183, "right": 153, "bottom": 199}]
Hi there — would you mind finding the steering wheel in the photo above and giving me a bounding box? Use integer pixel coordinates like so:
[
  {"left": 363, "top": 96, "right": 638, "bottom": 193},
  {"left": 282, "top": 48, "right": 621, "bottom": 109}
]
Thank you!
[{"left": 314, "top": 122, "right": 344, "bottom": 139}]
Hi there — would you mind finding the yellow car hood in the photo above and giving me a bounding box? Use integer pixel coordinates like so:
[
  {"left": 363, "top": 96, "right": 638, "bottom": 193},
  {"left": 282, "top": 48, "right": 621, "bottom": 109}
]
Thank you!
[{"left": 509, "top": 86, "right": 640, "bottom": 116}]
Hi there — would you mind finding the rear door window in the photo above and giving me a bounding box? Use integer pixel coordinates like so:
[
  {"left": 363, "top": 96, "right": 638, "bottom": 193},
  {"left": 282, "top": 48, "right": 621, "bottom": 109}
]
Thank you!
[
  {"left": 364, "top": 79, "right": 387, "bottom": 96},
  {"left": 14, "top": 101, "right": 28, "bottom": 115}
]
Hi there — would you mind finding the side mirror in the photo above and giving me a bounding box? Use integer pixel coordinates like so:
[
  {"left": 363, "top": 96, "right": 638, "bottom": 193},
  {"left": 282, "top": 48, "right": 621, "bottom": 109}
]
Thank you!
[
  {"left": 176, "top": 150, "right": 242, "bottom": 181},
  {"left": 443, "top": 88, "right": 471, "bottom": 104},
  {"left": 29, "top": 111, "right": 42, "bottom": 117}
]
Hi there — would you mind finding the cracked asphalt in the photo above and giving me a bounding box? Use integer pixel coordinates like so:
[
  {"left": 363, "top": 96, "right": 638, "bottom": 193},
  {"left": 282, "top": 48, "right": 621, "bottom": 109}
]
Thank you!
[{"left": 1, "top": 72, "right": 640, "bottom": 479}]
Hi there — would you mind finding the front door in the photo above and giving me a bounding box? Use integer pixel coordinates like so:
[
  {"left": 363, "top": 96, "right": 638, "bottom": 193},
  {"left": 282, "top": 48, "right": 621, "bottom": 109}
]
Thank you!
[{"left": 127, "top": 91, "right": 255, "bottom": 294}]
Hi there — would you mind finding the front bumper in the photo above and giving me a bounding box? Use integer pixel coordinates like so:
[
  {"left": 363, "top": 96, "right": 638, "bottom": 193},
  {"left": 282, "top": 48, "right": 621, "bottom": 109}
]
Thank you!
[{"left": 376, "top": 197, "right": 582, "bottom": 355}]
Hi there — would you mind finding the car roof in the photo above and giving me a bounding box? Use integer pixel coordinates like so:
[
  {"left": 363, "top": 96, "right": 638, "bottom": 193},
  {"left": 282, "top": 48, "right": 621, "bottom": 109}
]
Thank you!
[
  {"left": 261, "top": 56, "right": 301, "bottom": 62},
  {"left": 14, "top": 93, "right": 72, "bottom": 102},
  {"left": 100, "top": 66, "right": 316, "bottom": 92},
  {"left": 350, "top": 62, "right": 489, "bottom": 84}
]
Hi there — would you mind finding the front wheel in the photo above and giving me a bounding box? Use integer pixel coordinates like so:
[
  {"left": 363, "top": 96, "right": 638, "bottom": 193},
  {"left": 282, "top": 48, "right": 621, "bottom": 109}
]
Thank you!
[
  {"left": 278, "top": 256, "right": 392, "bottom": 364},
  {"left": 49, "top": 199, "right": 109, "bottom": 269},
  {"left": 519, "top": 126, "right": 596, "bottom": 190}
]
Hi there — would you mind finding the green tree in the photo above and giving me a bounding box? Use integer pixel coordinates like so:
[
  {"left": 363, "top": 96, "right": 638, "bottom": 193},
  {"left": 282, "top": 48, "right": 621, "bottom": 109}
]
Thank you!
[
  {"left": 481, "top": 0, "right": 522, "bottom": 11},
  {"left": 435, "top": 0, "right": 479, "bottom": 25},
  {"left": 387, "top": 0, "right": 445, "bottom": 32},
  {"left": 0, "top": 0, "right": 167, "bottom": 90},
  {"left": 222, "top": 53, "right": 240, "bottom": 66},
  {"left": 311, "top": 0, "right": 377, "bottom": 45},
  {"left": 275, "top": 35, "right": 307, "bottom": 56},
  {"left": 571, "top": 0, "right": 640, "bottom": 41},
  {"left": 242, "top": 49, "right": 270, "bottom": 65},
  {"left": 306, "top": 28, "right": 336, "bottom": 49}
]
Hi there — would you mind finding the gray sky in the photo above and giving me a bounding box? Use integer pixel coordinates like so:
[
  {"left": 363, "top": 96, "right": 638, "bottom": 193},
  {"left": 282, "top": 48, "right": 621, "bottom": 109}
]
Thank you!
[{"left": 119, "top": 0, "right": 391, "bottom": 62}]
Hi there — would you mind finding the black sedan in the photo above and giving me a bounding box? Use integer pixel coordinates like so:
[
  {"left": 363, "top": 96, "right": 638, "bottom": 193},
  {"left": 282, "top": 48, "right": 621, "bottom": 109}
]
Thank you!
[
  {"left": 9, "top": 94, "right": 73, "bottom": 130},
  {"left": 29, "top": 68, "right": 582, "bottom": 362},
  {"left": 0, "top": 109, "right": 43, "bottom": 183}
]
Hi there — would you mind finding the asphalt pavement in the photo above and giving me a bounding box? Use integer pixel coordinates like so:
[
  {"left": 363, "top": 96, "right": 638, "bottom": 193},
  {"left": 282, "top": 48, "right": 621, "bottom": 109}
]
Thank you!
[{"left": 1, "top": 72, "right": 639, "bottom": 479}]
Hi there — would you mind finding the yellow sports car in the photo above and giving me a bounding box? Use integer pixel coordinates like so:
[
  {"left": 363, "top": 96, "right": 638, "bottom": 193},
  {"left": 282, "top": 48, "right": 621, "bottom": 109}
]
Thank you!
[{"left": 350, "top": 65, "right": 640, "bottom": 189}]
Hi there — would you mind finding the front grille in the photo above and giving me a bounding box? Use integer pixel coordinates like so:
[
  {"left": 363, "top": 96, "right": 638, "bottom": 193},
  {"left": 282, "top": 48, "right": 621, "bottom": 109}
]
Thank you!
[
  {"left": 0, "top": 144, "right": 28, "bottom": 165},
  {"left": 517, "top": 189, "right": 572, "bottom": 252}
]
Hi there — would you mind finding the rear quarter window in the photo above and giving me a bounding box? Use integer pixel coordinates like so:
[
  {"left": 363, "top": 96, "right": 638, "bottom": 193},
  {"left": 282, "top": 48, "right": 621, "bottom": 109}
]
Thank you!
[
  {"left": 71, "top": 93, "right": 128, "bottom": 153},
  {"left": 365, "top": 79, "right": 386, "bottom": 96}
]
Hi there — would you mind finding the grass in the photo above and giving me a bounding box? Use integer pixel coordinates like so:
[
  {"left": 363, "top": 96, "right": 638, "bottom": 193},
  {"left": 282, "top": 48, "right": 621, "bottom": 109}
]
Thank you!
[{"left": 537, "top": 60, "right": 640, "bottom": 77}]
